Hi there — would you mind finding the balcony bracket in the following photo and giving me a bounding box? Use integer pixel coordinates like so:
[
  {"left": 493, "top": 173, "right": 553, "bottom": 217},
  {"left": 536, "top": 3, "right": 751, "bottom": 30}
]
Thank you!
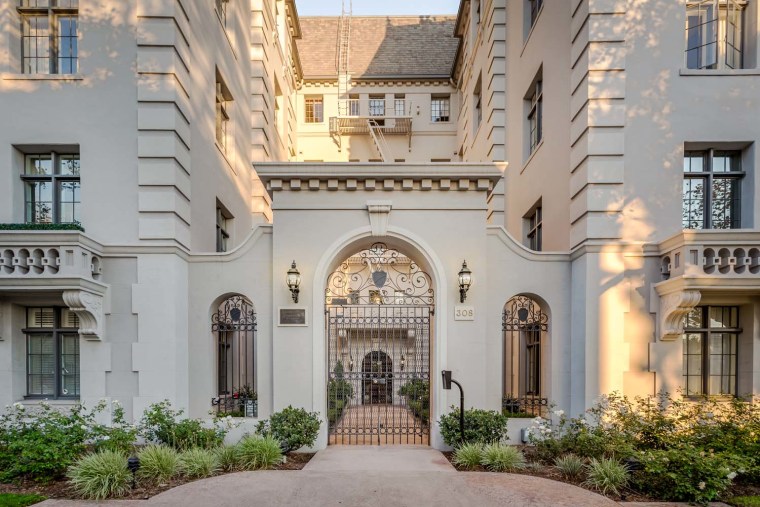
[
  {"left": 658, "top": 289, "right": 701, "bottom": 341},
  {"left": 63, "top": 289, "right": 105, "bottom": 341}
]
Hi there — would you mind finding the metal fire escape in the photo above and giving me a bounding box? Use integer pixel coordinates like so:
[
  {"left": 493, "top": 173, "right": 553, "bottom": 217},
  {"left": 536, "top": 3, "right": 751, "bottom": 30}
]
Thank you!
[{"left": 330, "top": 0, "right": 411, "bottom": 161}]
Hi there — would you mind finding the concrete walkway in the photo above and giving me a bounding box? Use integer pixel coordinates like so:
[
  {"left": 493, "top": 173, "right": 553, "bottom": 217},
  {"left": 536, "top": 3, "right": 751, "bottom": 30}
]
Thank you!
[{"left": 39, "top": 446, "right": 721, "bottom": 507}]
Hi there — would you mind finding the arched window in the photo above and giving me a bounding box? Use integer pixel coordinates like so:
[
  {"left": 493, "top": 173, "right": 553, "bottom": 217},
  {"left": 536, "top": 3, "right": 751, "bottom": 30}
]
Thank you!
[
  {"left": 211, "top": 296, "right": 257, "bottom": 417},
  {"left": 502, "top": 295, "right": 548, "bottom": 417}
]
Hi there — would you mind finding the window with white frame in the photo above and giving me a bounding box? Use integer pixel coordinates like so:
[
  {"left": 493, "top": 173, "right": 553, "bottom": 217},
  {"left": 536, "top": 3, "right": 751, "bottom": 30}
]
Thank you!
[
  {"left": 682, "top": 150, "right": 743, "bottom": 230},
  {"left": 25, "top": 307, "right": 80, "bottom": 399},
  {"left": 21, "top": 152, "right": 80, "bottom": 224},
  {"left": 394, "top": 94, "right": 406, "bottom": 116},
  {"left": 686, "top": 0, "right": 746, "bottom": 70},
  {"left": 216, "top": 72, "right": 233, "bottom": 153},
  {"left": 431, "top": 95, "right": 450, "bottom": 122},
  {"left": 473, "top": 75, "right": 483, "bottom": 133},
  {"left": 683, "top": 306, "right": 739, "bottom": 396},
  {"left": 18, "top": 0, "right": 79, "bottom": 75},
  {"left": 304, "top": 95, "right": 323, "bottom": 123},
  {"left": 527, "top": 79, "right": 543, "bottom": 154},
  {"left": 348, "top": 94, "right": 360, "bottom": 116}
]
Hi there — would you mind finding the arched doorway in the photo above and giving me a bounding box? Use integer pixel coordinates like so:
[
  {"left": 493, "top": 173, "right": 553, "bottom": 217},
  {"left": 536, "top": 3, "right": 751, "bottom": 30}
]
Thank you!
[{"left": 326, "top": 243, "right": 433, "bottom": 445}]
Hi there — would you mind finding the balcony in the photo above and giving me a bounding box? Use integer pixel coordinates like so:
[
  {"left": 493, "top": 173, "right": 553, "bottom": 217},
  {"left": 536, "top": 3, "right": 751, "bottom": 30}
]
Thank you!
[
  {"left": 659, "top": 230, "right": 760, "bottom": 280},
  {"left": 655, "top": 230, "right": 760, "bottom": 341},
  {"left": 0, "top": 230, "right": 106, "bottom": 340}
]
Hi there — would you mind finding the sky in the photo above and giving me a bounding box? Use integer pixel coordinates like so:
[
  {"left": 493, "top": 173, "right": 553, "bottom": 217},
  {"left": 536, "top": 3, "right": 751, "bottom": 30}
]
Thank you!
[{"left": 295, "top": 0, "right": 461, "bottom": 17}]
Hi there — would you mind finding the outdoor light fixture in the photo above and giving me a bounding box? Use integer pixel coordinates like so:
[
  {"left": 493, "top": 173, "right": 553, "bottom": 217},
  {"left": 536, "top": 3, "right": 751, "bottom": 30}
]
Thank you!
[
  {"left": 286, "top": 261, "right": 301, "bottom": 303},
  {"left": 442, "top": 370, "right": 465, "bottom": 443},
  {"left": 127, "top": 455, "right": 141, "bottom": 489},
  {"left": 400, "top": 354, "right": 406, "bottom": 371},
  {"left": 458, "top": 260, "right": 472, "bottom": 303}
]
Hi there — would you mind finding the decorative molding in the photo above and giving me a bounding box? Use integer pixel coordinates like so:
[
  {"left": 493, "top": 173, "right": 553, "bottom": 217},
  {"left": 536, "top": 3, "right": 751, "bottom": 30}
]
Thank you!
[
  {"left": 659, "top": 290, "right": 701, "bottom": 341},
  {"left": 367, "top": 201, "right": 393, "bottom": 237},
  {"left": 62, "top": 290, "right": 104, "bottom": 341}
]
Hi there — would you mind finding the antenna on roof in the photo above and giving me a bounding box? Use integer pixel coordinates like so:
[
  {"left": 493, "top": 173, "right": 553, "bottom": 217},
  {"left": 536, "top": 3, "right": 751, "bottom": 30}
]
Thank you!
[{"left": 336, "top": 0, "right": 352, "bottom": 117}]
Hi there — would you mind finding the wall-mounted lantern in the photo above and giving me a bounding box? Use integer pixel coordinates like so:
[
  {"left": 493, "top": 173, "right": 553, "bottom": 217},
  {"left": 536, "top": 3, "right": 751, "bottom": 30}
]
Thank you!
[
  {"left": 458, "top": 260, "right": 472, "bottom": 303},
  {"left": 286, "top": 261, "right": 301, "bottom": 303}
]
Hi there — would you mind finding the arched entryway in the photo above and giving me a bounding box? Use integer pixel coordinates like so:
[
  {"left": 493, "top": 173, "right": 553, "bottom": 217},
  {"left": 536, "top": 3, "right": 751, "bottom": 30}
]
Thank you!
[
  {"left": 326, "top": 242, "right": 433, "bottom": 445},
  {"left": 502, "top": 295, "right": 549, "bottom": 417}
]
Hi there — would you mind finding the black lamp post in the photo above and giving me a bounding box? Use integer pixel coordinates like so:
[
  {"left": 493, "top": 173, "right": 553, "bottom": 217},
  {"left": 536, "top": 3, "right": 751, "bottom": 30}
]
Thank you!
[
  {"left": 442, "top": 370, "right": 465, "bottom": 444},
  {"left": 127, "top": 455, "right": 140, "bottom": 489}
]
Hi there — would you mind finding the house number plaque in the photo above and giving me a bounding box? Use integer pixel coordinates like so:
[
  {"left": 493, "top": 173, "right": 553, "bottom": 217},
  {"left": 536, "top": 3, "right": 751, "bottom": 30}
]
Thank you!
[
  {"left": 278, "top": 307, "right": 308, "bottom": 326},
  {"left": 455, "top": 306, "right": 475, "bottom": 321}
]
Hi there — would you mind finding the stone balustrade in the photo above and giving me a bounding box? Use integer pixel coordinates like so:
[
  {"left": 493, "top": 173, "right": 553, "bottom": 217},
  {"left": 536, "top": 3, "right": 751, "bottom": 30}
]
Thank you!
[
  {"left": 660, "top": 230, "right": 760, "bottom": 280},
  {"left": 0, "top": 233, "right": 102, "bottom": 281}
]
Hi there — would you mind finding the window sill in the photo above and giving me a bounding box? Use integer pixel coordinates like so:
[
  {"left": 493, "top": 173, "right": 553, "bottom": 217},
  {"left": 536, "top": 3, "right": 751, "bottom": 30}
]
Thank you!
[
  {"left": 679, "top": 68, "right": 760, "bottom": 77},
  {"left": 18, "top": 398, "right": 80, "bottom": 407},
  {"left": 521, "top": 139, "right": 544, "bottom": 174},
  {"left": 2, "top": 73, "right": 84, "bottom": 81}
]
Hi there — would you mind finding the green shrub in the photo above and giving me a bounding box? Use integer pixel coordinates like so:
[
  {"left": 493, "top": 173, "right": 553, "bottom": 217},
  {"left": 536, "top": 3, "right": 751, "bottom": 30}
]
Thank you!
[
  {"left": 633, "top": 446, "right": 737, "bottom": 504},
  {"left": 584, "top": 457, "right": 628, "bottom": 496},
  {"left": 92, "top": 402, "right": 138, "bottom": 455},
  {"left": 137, "top": 445, "right": 180, "bottom": 484},
  {"left": 256, "top": 406, "right": 321, "bottom": 452},
  {"left": 237, "top": 436, "right": 283, "bottom": 470},
  {"left": 0, "top": 493, "right": 47, "bottom": 507},
  {"left": 327, "top": 362, "right": 354, "bottom": 426},
  {"left": 215, "top": 445, "right": 240, "bottom": 473},
  {"left": 0, "top": 402, "right": 106, "bottom": 482},
  {"left": 439, "top": 407, "right": 509, "bottom": 446},
  {"left": 178, "top": 448, "right": 219, "bottom": 479},
  {"left": 139, "top": 401, "right": 226, "bottom": 450},
  {"left": 554, "top": 454, "right": 585, "bottom": 479},
  {"left": 67, "top": 450, "right": 131, "bottom": 500},
  {"left": 452, "top": 442, "right": 484, "bottom": 470},
  {"left": 398, "top": 379, "right": 430, "bottom": 424},
  {"left": 481, "top": 443, "right": 525, "bottom": 472}
]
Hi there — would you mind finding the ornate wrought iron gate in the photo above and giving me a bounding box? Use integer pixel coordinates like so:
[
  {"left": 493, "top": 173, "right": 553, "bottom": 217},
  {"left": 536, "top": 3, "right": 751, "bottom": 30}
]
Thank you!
[{"left": 326, "top": 243, "right": 432, "bottom": 445}]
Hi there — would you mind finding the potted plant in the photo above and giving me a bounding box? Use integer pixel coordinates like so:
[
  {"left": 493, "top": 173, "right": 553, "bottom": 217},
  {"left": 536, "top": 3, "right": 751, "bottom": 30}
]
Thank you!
[{"left": 232, "top": 384, "right": 258, "bottom": 417}]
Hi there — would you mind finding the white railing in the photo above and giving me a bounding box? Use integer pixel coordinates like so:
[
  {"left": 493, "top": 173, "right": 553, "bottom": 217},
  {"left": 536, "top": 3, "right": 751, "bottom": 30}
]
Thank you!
[
  {"left": 660, "top": 230, "right": 760, "bottom": 279},
  {"left": 0, "top": 233, "right": 102, "bottom": 281}
]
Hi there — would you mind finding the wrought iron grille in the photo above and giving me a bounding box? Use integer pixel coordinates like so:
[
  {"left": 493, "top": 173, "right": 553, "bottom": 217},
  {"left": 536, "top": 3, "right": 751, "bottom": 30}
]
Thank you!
[
  {"left": 325, "top": 243, "right": 434, "bottom": 306},
  {"left": 502, "top": 296, "right": 548, "bottom": 417},
  {"left": 327, "top": 305, "right": 431, "bottom": 445},
  {"left": 211, "top": 296, "right": 257, "bottom": 417}
]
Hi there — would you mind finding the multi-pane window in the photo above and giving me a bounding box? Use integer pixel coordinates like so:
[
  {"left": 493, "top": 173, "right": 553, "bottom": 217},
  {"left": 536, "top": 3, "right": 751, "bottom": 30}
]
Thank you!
[
  {"left": 216, "top": 74, "right": 233, "bottom": 152},
  {"left": 369, "top": 96, "right": 386, "bottom": 116},
  {"left": 26, "top": 307, "right": 80, "bottom": 399},
  {"left": 474, "top": 76, "right": 483, "bottom": 132},
  {"left": 22, "top": 153, "right": 80, "bottom": 224},
  {"left": 527, "top": 206, "right": 542, "bottom": 251},
  {"left": 304, "top": 96, "right": 323, "bottom": 123},
  {"left": 683, "top": 306, "right": 739, "bottom": 397},
  {"left": 216, "top": 205, "right": 231, "bottom": 253},
  {"left": 528, "top": 80, "right": 543, "bottom": 154},
  {"left": 431, "top": 95, "right": 450, "bottom": 122},
  {"left": 394, "top": 94, "right": 406, "bottom": 116},
  {"left": 686, "top": 0, "right": 745, "bottom": 70},
  {"left": 530, "top": 0, "right": 544, "bottom": 27},
  {"left": 348, "top": 94, "right": 360, "bottom": 116},
  {"left": 215, "top": 0, "right": 229, "bottom": 28},
  {"left": 19, "top": 0, "right": 79, "bottom": 75},
  {"left": 682, "top": 150, "right": 742, "bottom": 230}
]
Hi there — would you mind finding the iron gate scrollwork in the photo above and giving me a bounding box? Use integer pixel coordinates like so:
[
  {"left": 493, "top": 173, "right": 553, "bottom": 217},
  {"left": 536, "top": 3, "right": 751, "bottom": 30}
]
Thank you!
[
  {"left": 502, "top": 295, "right": 548, "bottom": 417},
  {"left": 327, "top": 244, "right": 432, "bottom": 445},
  {"left": 211, "top": 296, "right": 257, "bottom": 417}
]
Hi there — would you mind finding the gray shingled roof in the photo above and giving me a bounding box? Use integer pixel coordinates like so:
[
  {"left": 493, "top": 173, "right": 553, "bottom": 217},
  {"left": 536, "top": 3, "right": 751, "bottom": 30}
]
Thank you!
[{"left": 297, "top": 16, "right": 459, "bottom": 79}]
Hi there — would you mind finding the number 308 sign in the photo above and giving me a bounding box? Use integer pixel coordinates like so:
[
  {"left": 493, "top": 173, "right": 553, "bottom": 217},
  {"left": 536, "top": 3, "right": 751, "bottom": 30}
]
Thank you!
[{"left": 455, "top": 306, "right": 475, "bottom": 321}]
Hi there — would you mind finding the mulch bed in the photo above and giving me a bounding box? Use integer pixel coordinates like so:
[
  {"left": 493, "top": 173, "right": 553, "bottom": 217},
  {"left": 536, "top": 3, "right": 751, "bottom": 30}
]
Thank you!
[
  {"left": 0, "top": 452, "right": 315, "bottom": 501},
  {"left": 443, "top": 449, "right": 760, "bottom": 504}
]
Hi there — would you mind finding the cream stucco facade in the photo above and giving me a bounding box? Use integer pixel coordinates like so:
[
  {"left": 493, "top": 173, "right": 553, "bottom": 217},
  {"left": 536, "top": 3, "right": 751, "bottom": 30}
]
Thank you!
[{"left": 0, "top": 0, "right": 758, "bottom": 450}]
